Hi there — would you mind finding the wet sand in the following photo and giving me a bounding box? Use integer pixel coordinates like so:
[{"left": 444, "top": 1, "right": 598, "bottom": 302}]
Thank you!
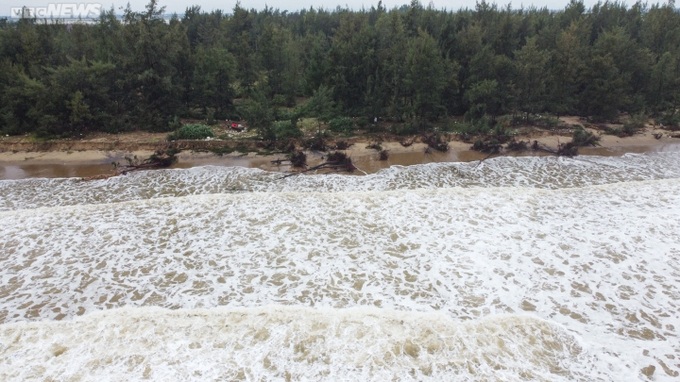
[{"left": 1, "top": 135, "right": 679, "bottom": 180}]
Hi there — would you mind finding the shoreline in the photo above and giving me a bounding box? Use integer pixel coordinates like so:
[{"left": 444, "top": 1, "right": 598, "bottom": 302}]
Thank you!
[{"left": 1, "top": 129, "right": 680, "bottom": 180}]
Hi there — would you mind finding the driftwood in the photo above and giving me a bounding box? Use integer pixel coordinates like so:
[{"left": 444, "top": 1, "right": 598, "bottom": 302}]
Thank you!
[
  {"left": 116, "top": 149, "right": 180, "bottom": 172},
  {"left": 422, "top": 132, "right": 449, "bottom": 152},
  {"left": 531, "top": 140, "right": 579, "bottom": 157},
  {"left": 474, "top": 150, "right": 499, "bottom": 169},
  {"left": 271, "top": 151, "right": 307, "bottom": 168},
  {"left": 80, "top": 149, "right": 180, "bottom": 181},
  {"left": 277, "top": 151, "right": 355, "bottom": 180},
  {"left": 400, "top": 136, "right": 416, "bottom": 147}
]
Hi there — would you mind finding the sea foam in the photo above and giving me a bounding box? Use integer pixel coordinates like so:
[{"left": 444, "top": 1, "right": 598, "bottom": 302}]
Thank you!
[
  {"left": 2, "top": 153, "right": 680, "bottom": 380},
  {"left": 1, "top": 179, "right": 679, "bottom": 379},
  {"left": 0, "top": 306, "right": 632, "bottom": 381},
  {"left": 2, "top": 151, "right": 680, "bottom": 211}
]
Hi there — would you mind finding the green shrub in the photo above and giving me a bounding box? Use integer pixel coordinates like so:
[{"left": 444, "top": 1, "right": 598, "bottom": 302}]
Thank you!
[
  {"left": 168, "top": 123, "right": 214, "bottom": 140},
  {"left": 453, "top": 118, "right": 492, "bottom": 141},
  {"left": 657, "top": 110, "right": 680, "bottom": 131},
  {"left": 272, "top": 120, "right": 303, "bottom": 140},
  {"left": 274, "top": 107, "right": 301, "bottom": 122},
  {"left": 205, "top": 108, "right": 217, "bottom": 125},
  {"left": 571, "top": 127, "right": 600, "bottom": 147},
  {"left": 272, "top": 94, "right": 288, "bottom": 107},
  {"left": 619, "top": 113, "right": 646, "bottom": 137},
  {"left": 356, "top": 116, "right": 370, "bottom": 129},
  {"left": 390, "top": 122, "right": 419, "bottom": 135},
  {"left": 491, "top": 124, "right": 513, "bottom": 143},
  {"left": 329, "top": 117, "right": 353, "bottom": 133},
  {"left": 533, "top": 115, "right": 560, "bottom": 129},
  {"left": 168, "top": 116, "right": 182, "bottom": 131}
]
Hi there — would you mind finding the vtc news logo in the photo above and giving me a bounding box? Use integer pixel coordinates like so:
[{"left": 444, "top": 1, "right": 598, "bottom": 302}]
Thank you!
[{"left": 10, "top": 3, "right": 102, "bottom": 19}]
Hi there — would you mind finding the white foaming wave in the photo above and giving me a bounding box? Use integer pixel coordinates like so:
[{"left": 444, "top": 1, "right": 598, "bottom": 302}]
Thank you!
[
  {"left": 0, "top": 306, "right": 631, "bottom": 382},
  {"left": 2, "top": 152, "right": 680, "bottom": 211},
  {"left": 1, "top": 179, "right": 679, "bottom": 378}
]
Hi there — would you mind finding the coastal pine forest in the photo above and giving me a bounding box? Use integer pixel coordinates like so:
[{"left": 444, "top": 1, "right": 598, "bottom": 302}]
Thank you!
[{"left": 0, "top": 0, "right": 679, "bottom": 140}]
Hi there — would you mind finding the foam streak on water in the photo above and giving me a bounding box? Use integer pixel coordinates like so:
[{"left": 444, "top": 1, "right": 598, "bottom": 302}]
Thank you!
[
  {"left": 2, "top": 152, "right": 680, "bottom": 211},
  {"left": 0, "top": 306, "right": 628, "bottom": 381}
]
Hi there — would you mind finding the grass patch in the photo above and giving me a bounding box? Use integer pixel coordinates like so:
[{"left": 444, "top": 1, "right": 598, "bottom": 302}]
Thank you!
[{"left": 168, "top": 124, "right": 214, "bottom": 140}]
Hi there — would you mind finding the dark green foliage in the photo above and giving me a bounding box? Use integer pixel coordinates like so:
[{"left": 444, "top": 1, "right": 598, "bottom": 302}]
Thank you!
[
  {"left": 606, "top": 113, "right": 647, "bottom": 137},
  {"left": 272, "top": 120, "right": 303, "bottom": 140},
  {"left": 532, "top": 115, "right": 561, "bottom": 130},
  {"left": 491, "top": 125, "right": 513, "bottom": 144},
  {"left": 1, "top": 1, "right": 680, "bottom": 138},
  {"left": 168, "top": 124, "right": 214, "bottom": 140},
  {"left": 239, "top": 90, "right": 274, "bottom": 140},
  {"left": 303, "top": 86, "right": 337, "bottom": 123},
  {"left": 329, "top": 117, "right": 354, "bottom": 133},
  {"left": 453, "top": 118, "right": 492, "bottom": 142},
  {"left": 168, "top": 116, "right": 182, "bottom": 131},
  {"left": 571, "top": 127, "right": 601, "bottom": 147},
  {"left": 658, "top": 110, "right": 680, "bottom": 130},
  {"left": 390, "top": 122, "right": 420, "bottom": 136}
]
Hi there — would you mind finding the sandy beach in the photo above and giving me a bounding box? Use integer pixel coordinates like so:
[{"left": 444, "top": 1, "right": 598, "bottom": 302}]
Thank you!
[{"left": 1, "top": 120, "right": 679, "bottom": 180}]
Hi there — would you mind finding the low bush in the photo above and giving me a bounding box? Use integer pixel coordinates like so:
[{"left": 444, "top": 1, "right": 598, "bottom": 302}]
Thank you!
[
  {"left": 205, "top": 108, "right": 217, "bottom": 125},
  {"left": 454, "top": 118, "right": 492, "bottom": 141},
  {"left": 168, "top": 116, "right": 182, "bottom": 131},
  {"left": 620, "top": 113, "right": 646, "bottom": 137},
  {"left": 657, "top": 110, "right": 680, "bottom": 131},
  {"left": 571, "top": 127, "right": 600, "bottom": 147},
  {"left": 390, "top": 122, "right": 419, "bottom": 135},
  {"left": 491, "top": 124, "right": 513, "bottom": 144},
  {"left": 329, "top": 117, "right": 354, "bottom": 133},
  {"left": 272, "top": 120, "right": 303, "bottom": 140},
  {"left": 168, "top": 124, "right": 214, "bottom": 140}
]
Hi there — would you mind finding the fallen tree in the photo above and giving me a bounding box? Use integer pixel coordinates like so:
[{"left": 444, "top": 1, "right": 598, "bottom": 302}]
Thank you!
[
  {"left": 115, "top": 148, "right": 180, "bottom": 173},
  {"left": 278, "top": 151, "right": 355, "bottom": 179},
  {"left": 80, "top": 148, "right": 180, "bottom": 181}
]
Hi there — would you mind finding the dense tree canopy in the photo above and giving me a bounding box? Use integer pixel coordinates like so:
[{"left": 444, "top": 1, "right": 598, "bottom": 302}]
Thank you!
[{"left": 1, "top": 0, "right": 679, "bottom": 137}]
